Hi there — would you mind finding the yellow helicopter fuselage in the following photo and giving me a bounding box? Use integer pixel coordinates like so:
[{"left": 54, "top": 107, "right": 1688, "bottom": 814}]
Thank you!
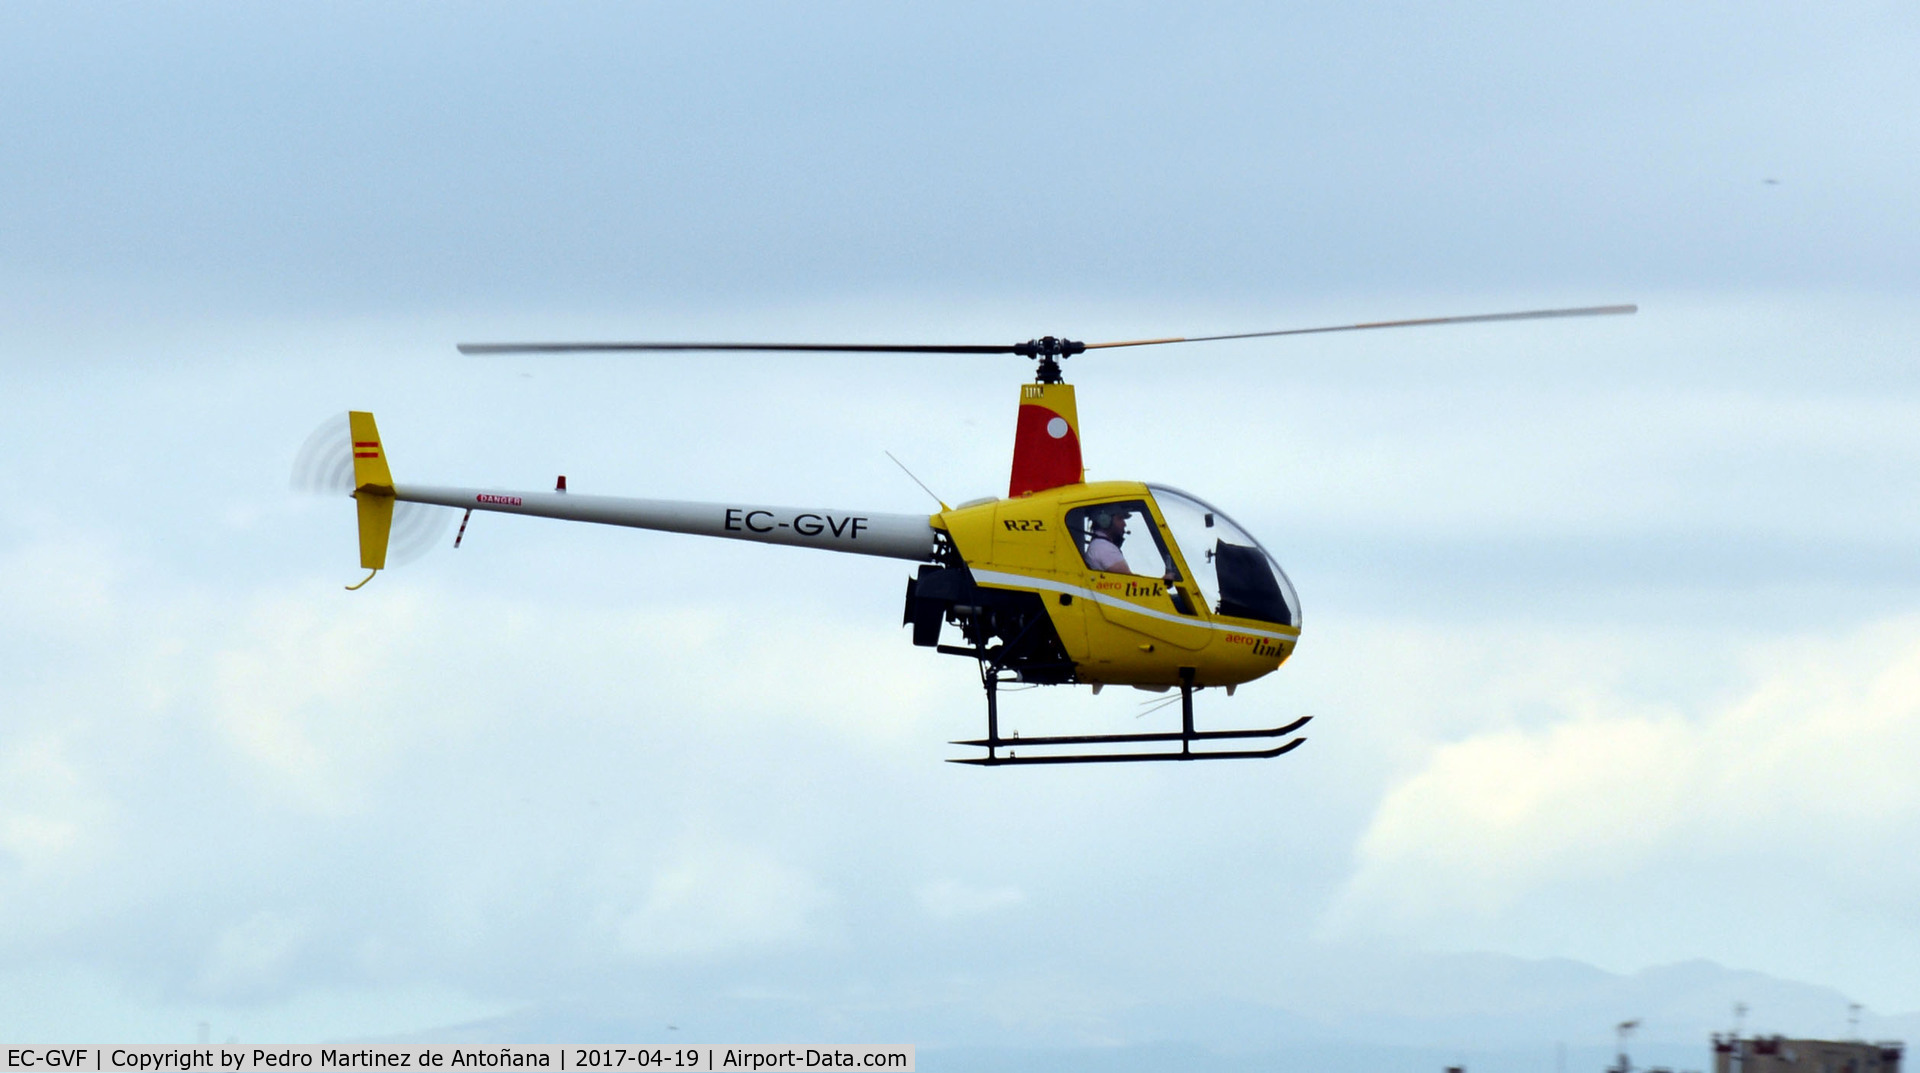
[{"left": 929, "top": 481, "right": 1297, "bottom": 689}]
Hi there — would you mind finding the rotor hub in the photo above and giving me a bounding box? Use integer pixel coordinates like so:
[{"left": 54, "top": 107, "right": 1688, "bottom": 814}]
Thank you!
[{"left": 1013, "top": 336, "right": 1084, "bottom": 383}]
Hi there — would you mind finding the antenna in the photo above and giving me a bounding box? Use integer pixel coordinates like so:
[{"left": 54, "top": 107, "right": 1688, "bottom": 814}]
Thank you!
[
  {"left": 1613, "top": 1019, "right": 1641, "bottom": 1073},
  {"left": 885, "top": 451, "right": 949, "bottom": 511},
  {"left": 1730, "top": 1004, "right": 1749, "bottom": 1073},
  {"left": 1849, "top": 1002, "right": 1862, "bottom": 1040}
]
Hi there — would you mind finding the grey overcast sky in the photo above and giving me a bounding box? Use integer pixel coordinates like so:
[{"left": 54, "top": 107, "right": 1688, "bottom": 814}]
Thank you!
[{"left": 4, "top": 0, "right": 1920, "bottom": 1059}]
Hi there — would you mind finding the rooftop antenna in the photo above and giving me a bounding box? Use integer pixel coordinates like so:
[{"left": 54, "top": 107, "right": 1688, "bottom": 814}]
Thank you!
[
  {"left": 1848, "top": 1002, "right": 1862, "bottom": 1041},
  {"left": 1728, "top": 1003, "right": 1750, "bottom": 1073},
  {"left": 1613, "top": 1019, "right": 1641, "bottom": 1073},
  {"left": 884, "top": 451, "right": 949, "bottom": 511}
]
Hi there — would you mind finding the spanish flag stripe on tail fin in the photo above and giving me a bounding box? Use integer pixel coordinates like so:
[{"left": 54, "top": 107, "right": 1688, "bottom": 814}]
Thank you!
[
  {"left": 347, "top": 411, "right": 395, "bottom": 571},
  {"left": 347, "top": 411, "right": 393, "bottom": 491}
]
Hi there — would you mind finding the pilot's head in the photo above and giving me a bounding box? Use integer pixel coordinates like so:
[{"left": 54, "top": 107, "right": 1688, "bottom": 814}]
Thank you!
[{"left": 1093, "top": 510, "right": 1127, "bottom": 543}]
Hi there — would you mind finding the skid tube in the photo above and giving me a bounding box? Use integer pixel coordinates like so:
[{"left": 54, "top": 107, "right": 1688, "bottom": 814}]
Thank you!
[{"left": 949, "top": 667, "right": 1311, "bottom": 766}]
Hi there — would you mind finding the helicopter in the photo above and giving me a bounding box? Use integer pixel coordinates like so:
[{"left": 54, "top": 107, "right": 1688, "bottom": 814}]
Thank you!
[{"left": 327, "top": 303, "right": 1635, "bottom": 765}]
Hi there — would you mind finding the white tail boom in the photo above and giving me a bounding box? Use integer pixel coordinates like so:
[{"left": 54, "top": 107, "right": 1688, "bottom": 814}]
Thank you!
[{"left": 340, "top": 411, "right": 938, "bottom": 579}]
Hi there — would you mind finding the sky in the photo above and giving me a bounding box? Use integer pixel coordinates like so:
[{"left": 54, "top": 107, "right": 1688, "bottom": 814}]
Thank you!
[{"left": 4, "top": 0, "right": 1920, "bottom": 1061}]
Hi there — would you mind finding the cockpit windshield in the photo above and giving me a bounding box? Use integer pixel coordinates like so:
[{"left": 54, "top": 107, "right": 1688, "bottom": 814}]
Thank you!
[{"left": 1146, "top": 485, "right": 1300, "bottom": 628}]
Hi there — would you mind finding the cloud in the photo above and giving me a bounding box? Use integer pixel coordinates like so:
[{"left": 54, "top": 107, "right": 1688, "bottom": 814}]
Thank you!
[
  {"left": 0, "top": 503, "right": 916, "bottom": 1016},
  {"left": 1324, "top": 616, "right": 1920, "bottom": 1000},
  {"left": 916, "top": 880, "right": 1024, "bottom": 920},
  {"left": 7, "top": 289, "right": 1920, "bottom": 1031},
  {"left": 206, "top": 595, "right": 431, "bottom": 816},
  {"left": 607, "top": 839, "right": 831, "bottom": 960},
  {"left": 0, "top": 738, "right": 96, "bottom": 873},
  {"left": 0, "top": 531, "right": 121, "bottom": 632},
  {"left": 198, "top": 910, "right": 313, "bottom": 998}
]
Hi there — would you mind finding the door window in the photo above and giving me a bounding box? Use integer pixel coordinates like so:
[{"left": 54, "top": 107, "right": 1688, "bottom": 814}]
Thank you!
[{"left": 1064, "top": 500, "right": 1175, "bottom": 581}]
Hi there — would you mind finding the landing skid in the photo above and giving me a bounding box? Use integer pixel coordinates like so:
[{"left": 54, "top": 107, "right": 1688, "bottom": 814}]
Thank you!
[{"left": 949, "top": 668, "right": 1311, "bottom": 766}]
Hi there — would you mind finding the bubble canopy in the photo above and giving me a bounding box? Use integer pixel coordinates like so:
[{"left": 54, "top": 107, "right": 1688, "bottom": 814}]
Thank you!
[{"left": 1146, "top": 484, "right": 1300, "bottom": 629}]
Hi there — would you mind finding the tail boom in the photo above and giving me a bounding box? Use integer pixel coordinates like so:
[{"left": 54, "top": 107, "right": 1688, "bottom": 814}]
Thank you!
[{"left": 393, "top": 484, "right": 939, "bottom": 562}]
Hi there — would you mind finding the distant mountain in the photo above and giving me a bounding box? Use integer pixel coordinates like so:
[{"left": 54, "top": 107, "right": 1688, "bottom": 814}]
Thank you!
[{"left": 349, "top": 950, "right": 1916, "bottom": 1073}]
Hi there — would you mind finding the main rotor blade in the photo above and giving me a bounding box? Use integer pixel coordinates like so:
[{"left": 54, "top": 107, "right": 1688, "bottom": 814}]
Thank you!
[
  {"left": 459, "top": 303, "right": 1636, "bottom": 358},
  {"left": 1082, "top": 303, "right": 1637, "bottom": 350},
  {"left": 457, "top": 341, "right": 1016, "bottom": 355}
]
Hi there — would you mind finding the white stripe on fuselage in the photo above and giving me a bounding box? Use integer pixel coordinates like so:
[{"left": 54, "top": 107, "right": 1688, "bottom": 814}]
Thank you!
[{"left": 968, "top": 569, "right": 1300, "bottom": 643}]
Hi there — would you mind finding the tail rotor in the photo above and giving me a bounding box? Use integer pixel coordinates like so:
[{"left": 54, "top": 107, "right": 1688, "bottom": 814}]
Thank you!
[{"left": 291, "top": 410, "right": 450, "bottom": 587}]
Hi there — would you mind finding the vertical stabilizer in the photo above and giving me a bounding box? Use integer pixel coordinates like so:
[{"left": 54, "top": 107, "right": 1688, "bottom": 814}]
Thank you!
[
  {"left": 1008, "top": 383, "right": 1083, "bottom": 497},
  {"left": 348, "top": 411, "right": 395, "bottom": 570},
  {"left": 348, "top": 411, "right": 393, "bottom": 490}
]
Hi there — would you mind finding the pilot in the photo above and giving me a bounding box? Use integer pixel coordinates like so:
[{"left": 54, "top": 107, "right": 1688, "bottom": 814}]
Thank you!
[{"left": 1085, "top": 510, "right": 1133, "bottom": 574}]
